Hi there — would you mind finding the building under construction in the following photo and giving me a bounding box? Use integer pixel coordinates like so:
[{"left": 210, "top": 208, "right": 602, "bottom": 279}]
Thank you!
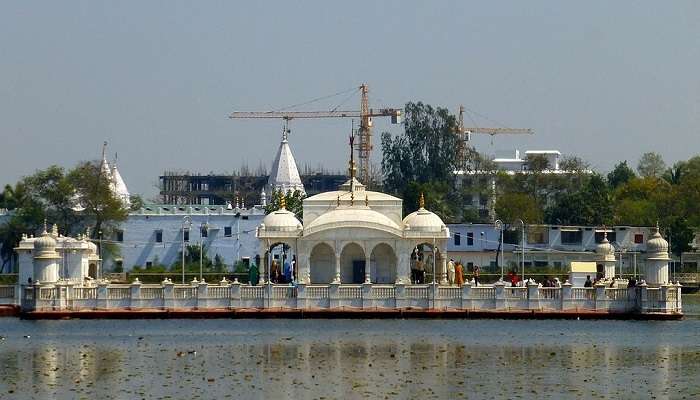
[{"left": 159, "top": 172, "right": 346, "bottom": 206}]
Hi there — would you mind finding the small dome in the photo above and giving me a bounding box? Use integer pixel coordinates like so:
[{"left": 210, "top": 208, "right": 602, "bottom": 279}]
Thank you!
[
  {"left": 595, "top": 234, "right": 614, "bottom": 255},
  {"left": 34, "top": 229, "right": 58, "bottom": 258},
  {"left": 646, "top": 227, "right": 670, "bottom": 259},
  {"left": 402, "top": 208, "right": 446, "bottom": 233},
  {"left": 595, "top": 233, "right": 616, "bottom": 262},
  {"left": 261, "top": 208, "right": 302, "bottom": 232}
]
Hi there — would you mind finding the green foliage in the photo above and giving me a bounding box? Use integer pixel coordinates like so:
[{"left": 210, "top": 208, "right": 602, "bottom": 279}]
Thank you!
[
  {"left": 264, "top": 189, "right": 305, "bottom": 220},
  {"left": 0, "top": 162, "right": 129, "bottom": 271},
  {"left": 545, "top": 174, "right": 613, "bottom": 225},
  {"left": 129, "top": 194, "right": 145, "bottom": 211},
  {"left": 637, "top": 152, "right": 666, "bottom": 178},
  {"left": 495, "top": 192, "right": 543, "bottom": 224},
  {"left": 233, "top": 260, "right": 248, "bottom": 273},
  {"left": 607, "top": 161, "right": 636, "bottom": 188},
  {"left": 380, "top": 102, "right": 459, "bottom": 194}
]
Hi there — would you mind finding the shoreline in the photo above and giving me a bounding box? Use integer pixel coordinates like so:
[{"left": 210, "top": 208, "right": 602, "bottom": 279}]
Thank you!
[{"left": 8, "top": 307, "right": 683, "bottom": 321}]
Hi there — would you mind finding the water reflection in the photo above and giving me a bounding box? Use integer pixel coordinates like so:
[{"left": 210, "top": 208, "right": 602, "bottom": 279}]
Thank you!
[{"left": 1, "top": 320, "right": 700, "bottom": 399}]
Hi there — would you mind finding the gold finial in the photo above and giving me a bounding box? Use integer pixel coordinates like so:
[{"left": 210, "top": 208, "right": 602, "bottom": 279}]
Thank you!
[
  {"left": 279, "top": 192, "right": 286, "bottom": 210},
  {"left": 42, "top": 219, "right": 48, "bottom": 234},
  {"left": 419, "top": 192, "right": 425, "bottom": 209},
  {"left": 350, "top": 192, "right": 354, "bottom": 206},
  {"left": 365, "top": 194, "right": 369, "bottom": 207},
  {"left": 348, "top": 131, "right": 357, "bottom": 184}
]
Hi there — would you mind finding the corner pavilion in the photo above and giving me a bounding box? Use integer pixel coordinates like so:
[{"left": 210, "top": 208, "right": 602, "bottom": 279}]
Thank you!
[{"left": 257, "top": 176, "right": 450, "bottom": 285}]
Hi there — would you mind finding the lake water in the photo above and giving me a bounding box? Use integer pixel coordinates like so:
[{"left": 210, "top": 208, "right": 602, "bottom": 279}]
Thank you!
[{"left": 1, "top": 295, "right": 699, "bottom": 400}]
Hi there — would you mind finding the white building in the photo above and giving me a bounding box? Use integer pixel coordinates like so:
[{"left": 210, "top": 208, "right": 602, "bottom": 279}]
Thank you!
[{"left": 258, "top": 150, "right": 450, "bottom": 284}]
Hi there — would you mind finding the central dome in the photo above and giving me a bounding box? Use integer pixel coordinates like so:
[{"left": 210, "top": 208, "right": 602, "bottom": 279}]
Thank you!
[{"left": 304, "top": 206, "right": 402, "bottom": 236}]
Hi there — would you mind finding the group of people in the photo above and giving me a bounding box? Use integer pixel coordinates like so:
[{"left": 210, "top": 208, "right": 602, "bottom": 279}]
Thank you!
[{"left": 269, "top": 256, "right": 296, "bottom": 284}]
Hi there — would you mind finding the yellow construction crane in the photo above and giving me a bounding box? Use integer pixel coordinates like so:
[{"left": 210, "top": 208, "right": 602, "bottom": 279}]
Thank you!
[
  {"left": 229, "top": 84, "right": 401, "bottom": 186},
  {"left": 455, "top": 105, "right": 533, "bottom": 168}
]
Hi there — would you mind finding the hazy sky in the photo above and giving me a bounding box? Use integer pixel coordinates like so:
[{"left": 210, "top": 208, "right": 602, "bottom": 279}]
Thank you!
[{"left": 1, "top": 1, "right": 698, "bottom": 198}]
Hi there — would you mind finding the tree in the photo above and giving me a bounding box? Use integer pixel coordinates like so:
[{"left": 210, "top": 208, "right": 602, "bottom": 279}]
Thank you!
[
  {"left": 608, "top": 161, "right": 636, "bottom": 188},
  {"left": 129, "top": 194, "right": 145, "bottom": 211},
  {"left": 637, "top": 152, "right": 666, "bottom": 178},
  {"left": 545, "top": 173, "right": 613, "bottom": 225},
  {"left": 264, "top": 189, "right": 305, "bottom": 220},
  {"left": 526, "top": 154, "right": 550, "bottom": 172},
  {"left": 402, "top": 181, "right": 457, "bottom": 222},
  {"left": 67, "top": 161, "right": 129, "bottom": 239},
  {"left": 495, "top": 192, "right": 543, "bottom": 224},
  {"left": 380, "top": 102, "right": 459, "bottom": 194}
]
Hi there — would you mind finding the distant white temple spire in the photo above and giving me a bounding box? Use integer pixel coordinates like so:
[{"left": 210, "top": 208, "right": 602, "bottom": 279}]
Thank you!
[
  {"left": 267, "top": 127, "right": 305, "bottom": 195},
  {"left": 110, "top": 152, "right": 131, "bottom": 207}
]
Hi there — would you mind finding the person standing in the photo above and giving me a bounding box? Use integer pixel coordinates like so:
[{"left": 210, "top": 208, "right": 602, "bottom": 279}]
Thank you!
[
  {"left": 416, "top": 256, "right": 425, "bottom": 284},
  {"left": 447, "top": 259, "right": 456, "bottom": 285},
  {"left": 455, "top": 262, "right": 464, "bottom": 286},
  {"left": 248, "top": 262, "right": 259, "bottom": 286},
  {"left": 473, "top": 265, "right": 480, "bottom": 287}
]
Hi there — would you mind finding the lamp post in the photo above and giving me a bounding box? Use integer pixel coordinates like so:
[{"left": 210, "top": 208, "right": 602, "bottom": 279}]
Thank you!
[
  {"left": 515, "top": 219, "right": 525, "bottom": 283},
  {"left": 98, "top": 230, "right": 103, "bottom": 280},
  {"left": 181, "top": 216, "right": 192, "bottom": 284},
  {"left": 495, "top": 220, "right": 504, "bottom": 280},
  {"left": 199, "top": 222, "right": 208, "bottom": 281}
]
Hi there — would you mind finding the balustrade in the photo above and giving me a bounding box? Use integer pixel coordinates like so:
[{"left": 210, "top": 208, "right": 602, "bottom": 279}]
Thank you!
[
  {"left": 504, "top": 287, "right": 528, "bottom": 300},
  {"left": 173, "top": 286, "right": 197, "bottom": 299},
  {"left": 471, "top": 287, "right": 495, "bottom": 299},
  {"left": 273, "top": 286, "right": 297, "bottom": 299},
  {"left": 372, "top": 286, "right": 395, "bottom": 299},
  {"left": 405, "top": 286, "right": 429, "bottom": 299},
  {"left": 108, "top": 287, "right": 131, "bottom": 299},
  {"left": 338, "top": 285, "right": 362, "bottom": 299},
  {"left": 306, "top": 285, "right": 329, "bottom": 299},
  {"left": 0, "top": 285, "right": 15, "bottom": 299},
  {"left": 241, "top": 286, "right": 264, "bottom": 299},
  {"left": 571, "top": 288, "right": 596, "bottom": 300},
  {"left": 539, "top": 288, "right": 560, "bottom": 300},
  {"left": 72, "top": 287, "right": 97, "bottom": 300},
  {"left": 141, "top": 286, "right": 164, "bottom": 299},
  {"left": 207, "top": 286, "right": 229, "bottom": 299},
  {"left": 39, "top": 287, "right": 57, "bottom": 300}
]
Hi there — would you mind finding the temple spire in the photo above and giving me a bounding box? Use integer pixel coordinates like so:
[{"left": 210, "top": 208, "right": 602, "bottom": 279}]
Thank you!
[{"left": 419, "top": 192, "right": 425, "bottom": 209}]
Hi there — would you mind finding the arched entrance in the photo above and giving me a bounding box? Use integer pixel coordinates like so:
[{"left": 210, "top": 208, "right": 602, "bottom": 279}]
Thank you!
[
  {"left": 409, "top": 243, "right": 440, "bottom": 284},
  {"left": 370, "top": 243, "right": 397, "bottom": 284},
  {"left": 263, "top": 241, "right": 296, "bottom": 284},
  {"left": 309, "top": 243, "right": 334, "bottom": 284},
  {"left": 88, "top": 263, "right": 97, "bottom": 279},
  {"left": 340, "top": 243, "right": 365, "bottom": 284}
]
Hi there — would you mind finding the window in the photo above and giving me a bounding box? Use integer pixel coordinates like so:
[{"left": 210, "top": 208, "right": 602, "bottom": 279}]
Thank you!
[
  {"left": 183, "top": 229, "right": 190, "bottom": 242},
  {"left": 478, "top": 209, "right": 489, "bottom": 218},
  {"left": 155, "top": 230, "right": 163, "bottom": 243},
  {"left": 115, "top": 230, "right": 124, "bottom": 242},
  {"left": 146, "top": 261, "right": 153, "bottom": 268},
  {"left": 224, "top": 226, "right": 232, "bottom": 237},
  {"left": 595, "top": 232, "right": 616, "bottom": 243},
  {"left": 561, "top": 230, "right": 582, "bottom": 245},
  {"left": 201, "top": 226, "right": 208, "bottom": 238},
  {"left": 634, "top": 234, "right": 644, "bottom": 244},
  {"left": 464, "top": 195, "right": 473, "bottom": 205},
  {"left": 527, "top": 227, "right": 548, "bottom": 244},
  {"left": 479, "top": 196, "right": 488, "bottom": 206},
  {"left": 454, "top": 233, "right": 461, "bottom": 246},
  {"left": 466, "top": 232, "right": 474, "bottom": 246}
]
